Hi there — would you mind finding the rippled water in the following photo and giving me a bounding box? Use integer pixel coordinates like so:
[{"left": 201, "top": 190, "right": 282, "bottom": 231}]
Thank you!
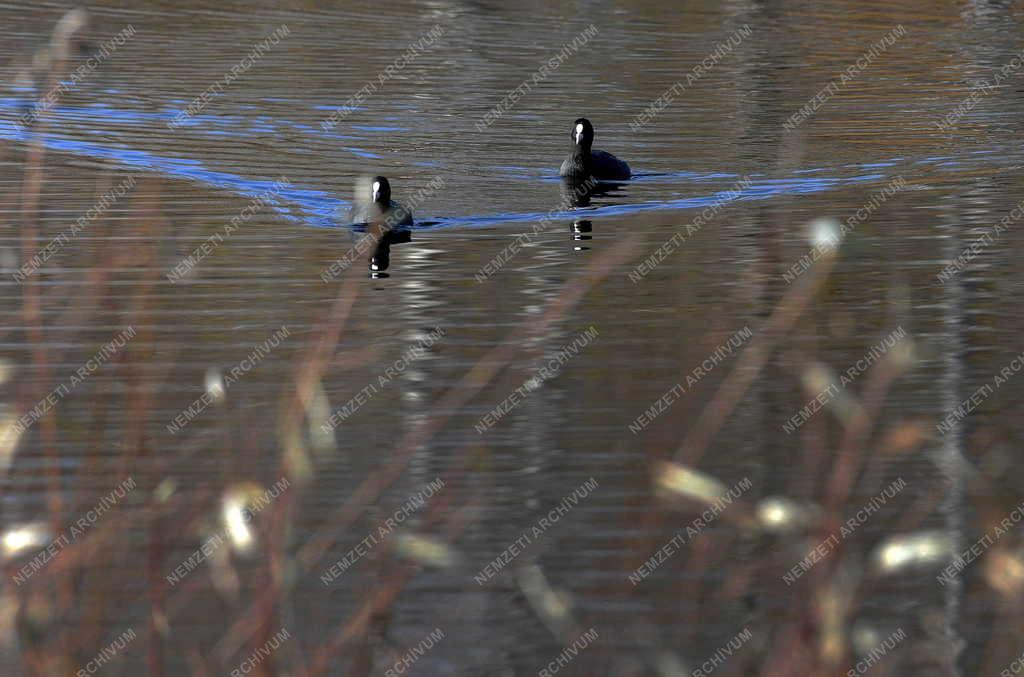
[{"left": 3, "top": 0, "right": 1024, "bottom": 675}]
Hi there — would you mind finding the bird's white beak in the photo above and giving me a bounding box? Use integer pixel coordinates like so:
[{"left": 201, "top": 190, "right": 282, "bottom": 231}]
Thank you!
[
  {"left": 574, "top": 123, "right": 584, "bottom": 144},
  {"left": 371, "top": 181, "right": 381, "bottom": 202}
]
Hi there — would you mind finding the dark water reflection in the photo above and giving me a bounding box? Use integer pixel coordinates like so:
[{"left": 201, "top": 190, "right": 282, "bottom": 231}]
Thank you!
[{"left": 2, "top": 0, "right": 1024, "bottom": 675}]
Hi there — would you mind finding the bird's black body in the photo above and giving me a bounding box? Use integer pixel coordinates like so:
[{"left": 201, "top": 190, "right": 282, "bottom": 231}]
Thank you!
[
  {"left": 348, "top": 176, "right": 414, "bottom": 228},
  {"left": 559, "top": 118, "right": 631, "bottom": 181}
]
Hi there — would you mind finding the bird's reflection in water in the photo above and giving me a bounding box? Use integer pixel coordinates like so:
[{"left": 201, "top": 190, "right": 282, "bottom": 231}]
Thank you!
[
  {"left": 561, "top": 177, "right": 623, "bottom": 252},
  {"left": 560, "top": 176, "right": 625, "bottom": 209},
  {"left": 365, "top": 222, "right": 412, "bottom": 278},
  {"left": 572, "top": 220, "right": 592, "bottom": 251}
]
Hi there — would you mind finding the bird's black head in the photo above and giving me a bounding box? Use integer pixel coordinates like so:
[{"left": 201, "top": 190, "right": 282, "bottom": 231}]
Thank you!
[
  {"left": 571, "top": 117, "right": 594, "bottom": 150},
  {"left": 370, "top": 176, "right": 391, "bottom": 206}
]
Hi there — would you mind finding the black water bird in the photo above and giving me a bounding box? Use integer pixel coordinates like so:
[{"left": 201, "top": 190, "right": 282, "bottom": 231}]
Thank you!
[
  {"left": 348, "top": 176, "right": 414, "bottom": 229},
  {"left": 559, "top": 118, "right": 631, "bottom": 181}
]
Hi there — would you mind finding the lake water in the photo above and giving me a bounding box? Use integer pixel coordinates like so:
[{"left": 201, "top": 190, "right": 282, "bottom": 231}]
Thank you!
[{"left": 2, "top": 1, "right": 1024, "bottom": 675}]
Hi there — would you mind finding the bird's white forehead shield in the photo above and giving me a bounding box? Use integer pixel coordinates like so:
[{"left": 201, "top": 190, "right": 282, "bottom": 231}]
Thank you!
[
  {"left": 575, "top": 123, "right": 584, "bottom": 143},
  {"left": 372, "top": 181, "right": 381, "bottom": 201}
]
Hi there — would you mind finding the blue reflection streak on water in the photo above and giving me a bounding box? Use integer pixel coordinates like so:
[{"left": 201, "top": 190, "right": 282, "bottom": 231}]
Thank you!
[
  {"left": 0, "top": 98, "right": 347, "bottom": 227},
  {"left": 0, "top": 96, "right": 925, "bottom": 233},
  {"left": 418, "top": 176, "right": 881, "bottom": 231}
]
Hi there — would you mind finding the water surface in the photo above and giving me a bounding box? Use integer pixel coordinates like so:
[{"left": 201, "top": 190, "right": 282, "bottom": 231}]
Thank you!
[{"left": 2, "top": 1, "right": 1024, "bottom": 675}]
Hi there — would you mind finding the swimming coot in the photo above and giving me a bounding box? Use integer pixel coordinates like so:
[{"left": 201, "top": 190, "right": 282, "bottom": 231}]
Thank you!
[
  {"left": 559, "top": 118, "right": 631, "bottom": 181},
  {"left": 348, "top": 176, "right": 414, "bottom": 229}
]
